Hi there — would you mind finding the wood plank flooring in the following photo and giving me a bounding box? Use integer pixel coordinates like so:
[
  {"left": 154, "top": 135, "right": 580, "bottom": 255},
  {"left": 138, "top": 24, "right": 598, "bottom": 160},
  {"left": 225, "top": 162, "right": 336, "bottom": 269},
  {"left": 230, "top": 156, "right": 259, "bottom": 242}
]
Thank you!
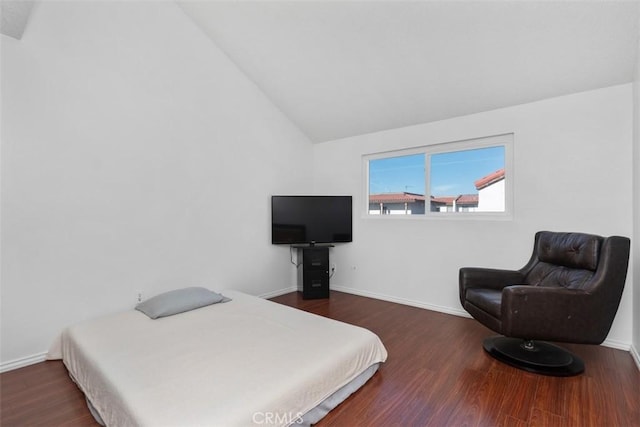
[{"left": 1, "top": 290, "right": 638, "bottom": 426}]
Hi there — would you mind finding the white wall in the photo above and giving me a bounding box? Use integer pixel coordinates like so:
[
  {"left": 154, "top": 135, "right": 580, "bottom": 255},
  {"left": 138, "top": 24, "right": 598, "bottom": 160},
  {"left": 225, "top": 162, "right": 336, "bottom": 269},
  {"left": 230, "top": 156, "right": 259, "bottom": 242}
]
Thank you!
[
  {"left": 0, "top": 1, "right": 312, "bottom": 369},
  {"left": 314, "top": 84, "right": 634, "bottom": 347}
]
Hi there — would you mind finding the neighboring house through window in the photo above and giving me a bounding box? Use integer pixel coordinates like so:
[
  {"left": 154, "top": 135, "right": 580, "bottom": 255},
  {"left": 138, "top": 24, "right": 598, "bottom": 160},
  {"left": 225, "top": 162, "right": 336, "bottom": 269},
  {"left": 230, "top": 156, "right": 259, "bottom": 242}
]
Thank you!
[{"left": 365, "top": 134, "right": 512, "bottom": 218}]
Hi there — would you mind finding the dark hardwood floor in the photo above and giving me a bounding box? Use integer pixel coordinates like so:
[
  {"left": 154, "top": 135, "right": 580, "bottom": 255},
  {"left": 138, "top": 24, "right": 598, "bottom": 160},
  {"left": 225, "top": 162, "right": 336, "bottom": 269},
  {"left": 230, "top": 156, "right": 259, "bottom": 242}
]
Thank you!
[{"left": 1, "top": 290, "right": 639, "bottom": 426}]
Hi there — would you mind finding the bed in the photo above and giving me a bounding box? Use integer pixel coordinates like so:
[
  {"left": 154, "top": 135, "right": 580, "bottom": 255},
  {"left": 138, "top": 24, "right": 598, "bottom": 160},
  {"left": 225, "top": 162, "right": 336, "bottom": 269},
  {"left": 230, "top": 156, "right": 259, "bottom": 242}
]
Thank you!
[{"left": 48, "top": 289, "right": 388, "bottom": 426}]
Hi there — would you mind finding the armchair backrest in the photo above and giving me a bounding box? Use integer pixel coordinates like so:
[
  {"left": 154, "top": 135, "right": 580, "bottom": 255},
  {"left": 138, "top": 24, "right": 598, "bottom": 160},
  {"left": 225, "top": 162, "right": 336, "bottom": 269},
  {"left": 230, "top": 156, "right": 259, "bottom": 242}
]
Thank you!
[
  {"left": 522, "top": 232, "right": 603, "bottom": 290},
  {"left": 516, "top": 231, "right": 630, "bottom": 343}
]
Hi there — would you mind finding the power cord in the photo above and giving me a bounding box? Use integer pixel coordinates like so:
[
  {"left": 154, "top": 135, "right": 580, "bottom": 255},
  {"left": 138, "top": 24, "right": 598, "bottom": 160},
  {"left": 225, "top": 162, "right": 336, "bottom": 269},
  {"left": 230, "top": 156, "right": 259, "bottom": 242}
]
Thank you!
[{"left": 290, "top": 245, "right": 301, "bottom": 268}]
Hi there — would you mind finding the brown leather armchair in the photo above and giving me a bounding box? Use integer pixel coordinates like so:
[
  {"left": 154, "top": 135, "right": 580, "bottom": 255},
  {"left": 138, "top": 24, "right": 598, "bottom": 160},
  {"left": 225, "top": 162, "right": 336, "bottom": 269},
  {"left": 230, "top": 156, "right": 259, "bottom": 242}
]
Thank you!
[{"left": 459, "top": 231, "right": 630, "bottom": 376}]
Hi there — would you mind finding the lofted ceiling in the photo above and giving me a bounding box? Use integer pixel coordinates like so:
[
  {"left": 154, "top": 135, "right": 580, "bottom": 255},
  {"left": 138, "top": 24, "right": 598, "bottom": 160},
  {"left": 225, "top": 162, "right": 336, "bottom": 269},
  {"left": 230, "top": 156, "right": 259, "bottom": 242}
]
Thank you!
[
  {"left": 3, "top": 1, "right": 638, "bottom": 142},
  {"left": 179, "top": 1, "right": 640, "bottom": 143},
  {"left": 0, "top": 0, "right": 34, "bottom": 40}
]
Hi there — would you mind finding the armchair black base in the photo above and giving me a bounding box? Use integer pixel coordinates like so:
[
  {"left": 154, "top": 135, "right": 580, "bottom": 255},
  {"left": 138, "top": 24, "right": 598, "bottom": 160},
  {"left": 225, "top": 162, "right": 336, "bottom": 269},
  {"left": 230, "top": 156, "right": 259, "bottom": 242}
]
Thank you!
[{"left": 483, "top": 336, "right": 584, "bottom": 376}]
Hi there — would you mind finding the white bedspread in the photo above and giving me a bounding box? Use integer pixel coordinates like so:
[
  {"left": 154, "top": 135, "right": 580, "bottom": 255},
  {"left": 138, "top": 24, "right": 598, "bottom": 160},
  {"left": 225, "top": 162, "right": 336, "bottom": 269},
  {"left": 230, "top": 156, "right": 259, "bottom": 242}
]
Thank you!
[{"left": 48, "top": 290, "right": 387, "bottom": 426}]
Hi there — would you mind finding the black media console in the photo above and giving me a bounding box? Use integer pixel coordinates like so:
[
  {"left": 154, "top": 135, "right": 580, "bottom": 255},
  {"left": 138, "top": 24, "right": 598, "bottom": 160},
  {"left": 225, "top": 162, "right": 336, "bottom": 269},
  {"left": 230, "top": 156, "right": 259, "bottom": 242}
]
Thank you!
[{"left": 294, "top": 245, "right": 332, "bottom": 299}]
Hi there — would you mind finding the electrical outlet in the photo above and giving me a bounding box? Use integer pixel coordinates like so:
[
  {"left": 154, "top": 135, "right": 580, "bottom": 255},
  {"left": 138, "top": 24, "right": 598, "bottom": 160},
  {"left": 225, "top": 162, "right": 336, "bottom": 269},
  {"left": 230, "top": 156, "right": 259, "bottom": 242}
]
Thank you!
[{"left": 136, "top": 292, "right": 143, "bottom": 303}]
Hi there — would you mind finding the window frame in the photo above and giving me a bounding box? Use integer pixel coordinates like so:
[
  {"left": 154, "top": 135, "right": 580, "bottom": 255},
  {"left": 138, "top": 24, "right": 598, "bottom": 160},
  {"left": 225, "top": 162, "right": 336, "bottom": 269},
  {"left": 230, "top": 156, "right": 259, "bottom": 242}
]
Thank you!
[{"left": 363, "top": 133, "right": 514, "bottom": 220}]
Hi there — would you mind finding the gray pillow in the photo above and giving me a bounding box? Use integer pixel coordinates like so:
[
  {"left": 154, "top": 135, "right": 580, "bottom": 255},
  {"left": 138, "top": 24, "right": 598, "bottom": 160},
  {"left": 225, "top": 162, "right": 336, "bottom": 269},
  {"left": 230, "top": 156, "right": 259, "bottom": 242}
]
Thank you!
[{"left": 135, "top": 287, "right": 229, "bottom": 319}]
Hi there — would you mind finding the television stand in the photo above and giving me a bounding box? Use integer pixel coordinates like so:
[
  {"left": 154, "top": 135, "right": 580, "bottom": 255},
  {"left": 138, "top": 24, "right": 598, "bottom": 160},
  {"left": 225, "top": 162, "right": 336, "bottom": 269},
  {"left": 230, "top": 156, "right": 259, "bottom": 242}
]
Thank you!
[{"left": 293, "top": 245, "right": 333, "bottom": 299}]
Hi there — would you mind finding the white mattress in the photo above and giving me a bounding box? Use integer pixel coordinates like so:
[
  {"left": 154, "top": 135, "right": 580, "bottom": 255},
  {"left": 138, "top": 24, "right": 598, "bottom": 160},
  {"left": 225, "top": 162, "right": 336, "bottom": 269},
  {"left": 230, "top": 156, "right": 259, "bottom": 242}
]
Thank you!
[{"left": 48, "top": 290, "right": 387, "bottom": 426}]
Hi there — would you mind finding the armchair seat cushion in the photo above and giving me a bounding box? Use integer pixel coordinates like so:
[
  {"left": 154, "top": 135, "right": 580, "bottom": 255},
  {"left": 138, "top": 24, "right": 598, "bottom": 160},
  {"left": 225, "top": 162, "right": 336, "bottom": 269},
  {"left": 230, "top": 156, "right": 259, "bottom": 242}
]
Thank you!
[{"left": 465, "top": 288, "right": 502, "bottom": 318}]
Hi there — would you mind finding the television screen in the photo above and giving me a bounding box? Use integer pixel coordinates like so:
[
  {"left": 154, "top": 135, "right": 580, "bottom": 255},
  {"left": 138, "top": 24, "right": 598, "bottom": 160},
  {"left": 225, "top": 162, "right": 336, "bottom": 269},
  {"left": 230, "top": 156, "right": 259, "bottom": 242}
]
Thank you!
[{"left": 271, "top": 196, "right": 352, "bottom": 245}]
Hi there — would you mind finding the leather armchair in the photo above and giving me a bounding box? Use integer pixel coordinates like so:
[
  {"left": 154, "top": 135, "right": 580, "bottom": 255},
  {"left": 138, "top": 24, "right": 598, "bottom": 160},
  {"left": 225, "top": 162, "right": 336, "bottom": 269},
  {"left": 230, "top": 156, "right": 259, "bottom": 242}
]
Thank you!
[{"left": 459, "top": 231, "right": 630, "bottom": 376}]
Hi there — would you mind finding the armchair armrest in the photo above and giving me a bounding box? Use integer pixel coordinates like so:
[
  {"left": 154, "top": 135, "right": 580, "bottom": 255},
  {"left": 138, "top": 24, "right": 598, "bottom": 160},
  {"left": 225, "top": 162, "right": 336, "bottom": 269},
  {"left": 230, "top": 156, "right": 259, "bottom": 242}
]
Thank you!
[
  {"left": 502, "top": 286, "right": 606, "bottom": 344},
  {"left": 459, "top": 267, "right": 524, "bottom": 307}
]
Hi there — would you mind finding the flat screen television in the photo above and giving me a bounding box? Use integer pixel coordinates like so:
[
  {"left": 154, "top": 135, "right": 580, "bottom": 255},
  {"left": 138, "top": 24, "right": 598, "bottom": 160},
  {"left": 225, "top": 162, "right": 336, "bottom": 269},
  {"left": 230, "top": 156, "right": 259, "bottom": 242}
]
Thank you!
[{"left": 271, "top": 195, "right": 352, "bottom": 245}]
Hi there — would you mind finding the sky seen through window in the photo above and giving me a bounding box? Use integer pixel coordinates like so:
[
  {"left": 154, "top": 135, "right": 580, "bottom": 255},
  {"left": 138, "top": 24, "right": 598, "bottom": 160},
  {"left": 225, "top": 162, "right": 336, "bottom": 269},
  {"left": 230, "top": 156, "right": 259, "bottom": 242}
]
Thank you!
[{"left": 369, "top": 146, "right": 504, "bottom": 196}]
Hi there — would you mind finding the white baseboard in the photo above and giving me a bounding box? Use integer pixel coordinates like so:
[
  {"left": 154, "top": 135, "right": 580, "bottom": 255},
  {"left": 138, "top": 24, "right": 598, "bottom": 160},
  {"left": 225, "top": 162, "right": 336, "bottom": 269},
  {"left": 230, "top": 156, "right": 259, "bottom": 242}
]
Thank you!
[
  {"left": 1, "top": 352, "right": 48, "bottom": 373},
  {"left": 331, "top": 284, "right": 471, "bottom": 318},
  {"left": 601, "top": 338, "right": 631, "bottom": 351},
  {"left": 331, "top": 284, "right": 632, "bottom": 352},
  {"left": 630, "top": 344, "right": 640, "bottom": 371},
  {"left": 259, "top": 285, "right": 297, "bottom": 300}
]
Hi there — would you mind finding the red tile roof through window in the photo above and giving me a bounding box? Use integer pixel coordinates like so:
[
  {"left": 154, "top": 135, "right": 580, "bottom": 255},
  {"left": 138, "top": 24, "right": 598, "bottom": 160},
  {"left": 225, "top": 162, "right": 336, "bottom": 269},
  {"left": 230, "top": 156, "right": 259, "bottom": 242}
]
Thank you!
[
  {"left": 474, "top": 168, "right": 505, "bottom": 190},
  {"left": 369, "top": 192, "right": 426, "bottom": 204},
  {"left": 370, "top": 193, "right": 479, "bottom": 206},
  {"left": 430, "top": 196, "right": 456, "bottom": 205},
  {"left": 430, "top": 194, "right": 478, "bottom": 206},
  {"left": 370, "top": 169, "right": 500, "bottom": 206},
  {"left": 456, "top": 194, "right": 479, "bottom": 205}
]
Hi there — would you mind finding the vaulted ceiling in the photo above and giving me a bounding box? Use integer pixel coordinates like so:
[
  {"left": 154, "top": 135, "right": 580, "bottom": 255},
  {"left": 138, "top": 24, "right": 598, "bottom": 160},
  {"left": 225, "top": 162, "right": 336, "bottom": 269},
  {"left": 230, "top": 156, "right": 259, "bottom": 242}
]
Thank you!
[
  {"left": 179, "top": 1, "right": 640, "bottom": 143},
  {"left": 0, "top": 1, "right": 34, "bottom": 40},
  {"left": 3, "top": 1, "right": 639, "bottom": 143}
]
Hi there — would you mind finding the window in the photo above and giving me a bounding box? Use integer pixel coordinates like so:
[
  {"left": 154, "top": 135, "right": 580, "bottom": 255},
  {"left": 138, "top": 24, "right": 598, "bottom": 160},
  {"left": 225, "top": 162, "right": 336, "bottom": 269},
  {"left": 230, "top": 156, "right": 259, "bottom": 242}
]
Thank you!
[
  {"left": 364, "top": 134, "right": 512, "bottom": 218},
  {"left": 368, "top": 153, "right": 425, "bottom": 215}
]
